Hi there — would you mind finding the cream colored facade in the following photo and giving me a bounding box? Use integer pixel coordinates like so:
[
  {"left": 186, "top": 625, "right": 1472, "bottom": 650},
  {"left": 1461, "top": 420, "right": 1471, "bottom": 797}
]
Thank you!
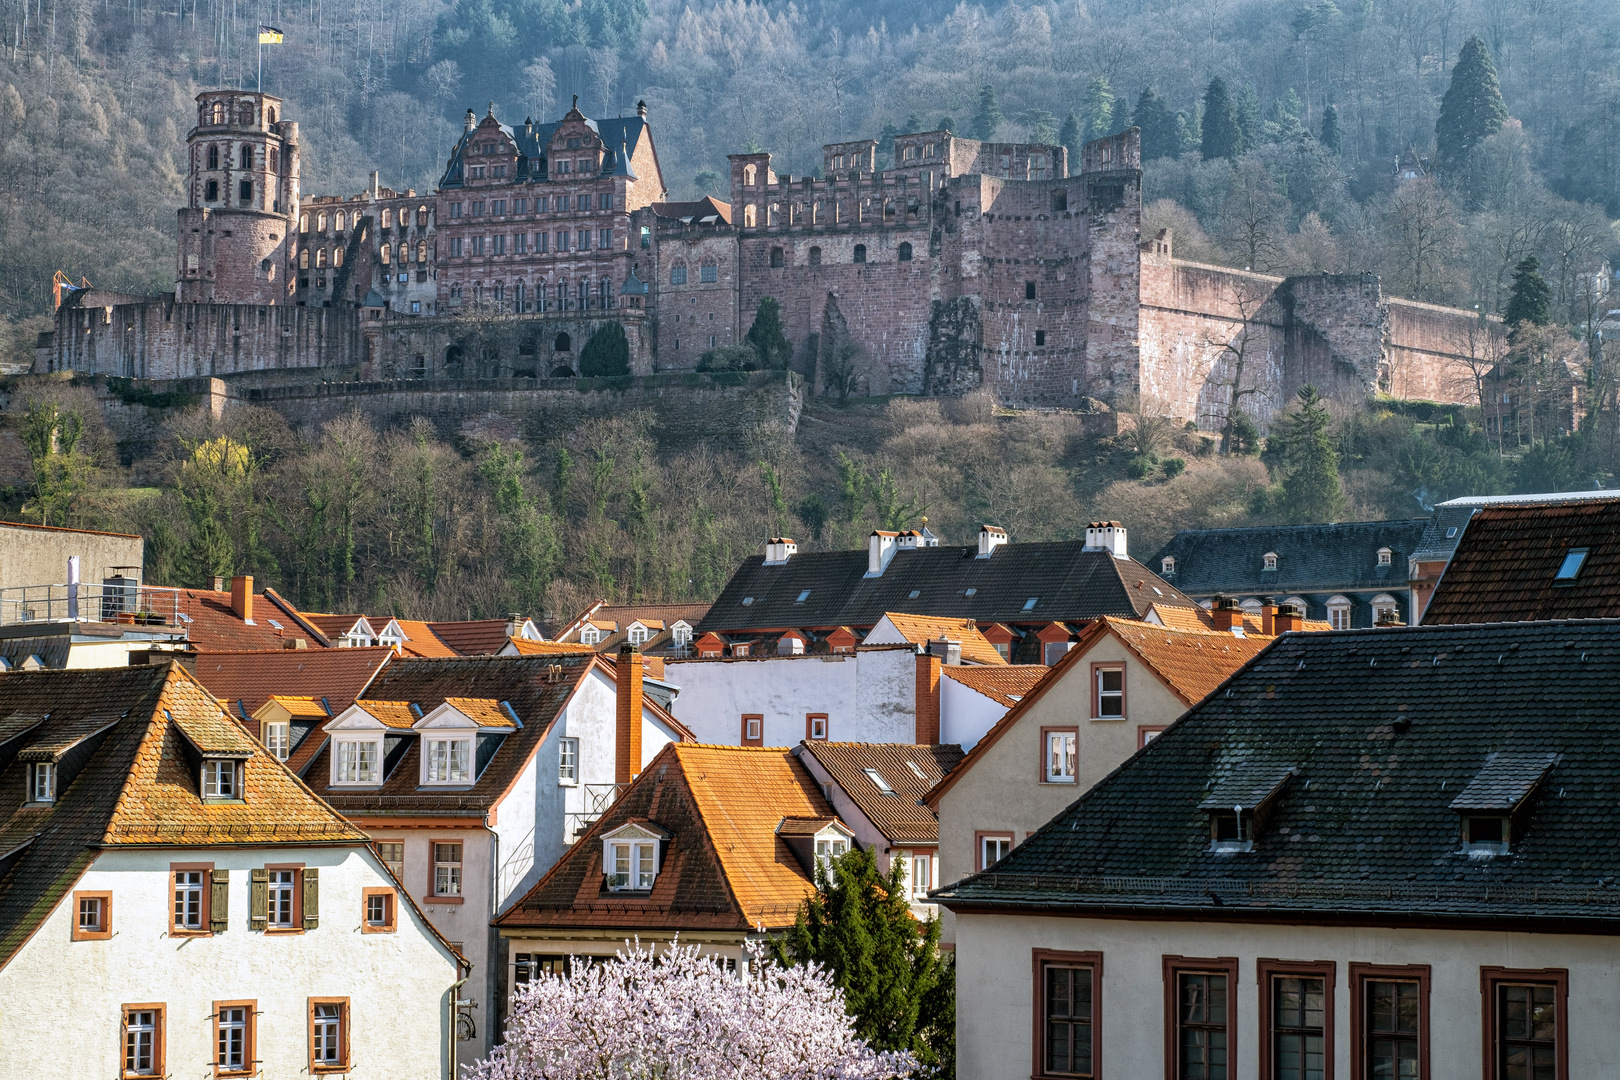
[
  {"left": 0, "top": 845, "right": 462, "bottom": 1080},
  {"left": 934, "top": 636, "right": 1193, "bottom": 942},
  {"left": 954, "top": 910, "right": 1620, "bottom": 1080}
]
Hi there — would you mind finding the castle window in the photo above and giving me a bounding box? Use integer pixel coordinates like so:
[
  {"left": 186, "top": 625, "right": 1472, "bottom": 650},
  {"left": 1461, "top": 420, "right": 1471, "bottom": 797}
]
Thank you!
[
  {"left": 556, "top": 195, "right": 568, "bottom": 211},
  {"left": 317, "top": 211, "right": 327, "bottom": 231},
  {"left": 1025, "top": 281, "right": 1036, "bottom": 299},
  {"left": 316, "top": 249, "right": 327, "bottom": 269},
  {"left": 299, "top": 250, "right": 309, "bottom": 269},
  {"left": 382, "top": 208, "right": 393, "bottom": 228},
  {"left": 555, "top": 332, "right": 571, "bottom": 352},
  {"left": 898, "top": 242, "right": 913, "bottom": 262},
  {"left": 809, "top": 246, "right": 822, "bottom": 266},
  {"left": 555, "top": 159, "right": 570, "bottom": 174},
  {"left": 1036, "top": 330, "right": 1046, "bottom": 346},
  {"left": 743, "top": 204, "right": 756, "bottom": 227},
  {"left": 853, "top": 244, "right": 866, "bottom": 264},
  {"left": 333, "top": 247, "right": 343, "bottom": 267},
  {"left": 299, "top": 213, "right": 309, "bottom": 232},
  {"left": 417, "top": 206, "right": 429, "bottom": 226},
  {"left": 493, "top": 282, "right": 504, "bottom": 301},
  {"left": 671, "top": 263, "right": 687, "bottom": 285},
  {"left": 1052, "top": 189, "right": 1069, "bottom": 212},
  {"left": 239, "top": 180, "right": 252, "bottom": 203},
  {"left": 239, "top": 144, "right": 252, "bottom": 168},
  {"left": 418, "top": 242, "right": 427, "bottom": 263},
  {"left": 700, "top": 261, "right": 718, "bottom": 282},
  {"left": 771, "top": 247, "right": 784, "bottom": 267},
  {"left": 450, "top": 237, "right": 463, "bottom": 257},
  {"left": 211, "top": 101, "right": 224, "bottom": 124},
  {"left": 205, "top": 180, "right": 219, "bottom": 201},
  {"left": 601, "top": 278, "right": 613, "bottom": 308},
  {"left": 334, "top": 211, "right": 345, "bottom": 232},
  {"left": 640, "top": 226, "right": 651, "bottom": 249},
  {"left": 450, "top": 202, "right": 462, "bottom": 219},
  {"left": 207, "top": 145, "right": 219, "bottom": 170},
  {"left": 380, "top": 243, "right": 391, "bottom": 265}
]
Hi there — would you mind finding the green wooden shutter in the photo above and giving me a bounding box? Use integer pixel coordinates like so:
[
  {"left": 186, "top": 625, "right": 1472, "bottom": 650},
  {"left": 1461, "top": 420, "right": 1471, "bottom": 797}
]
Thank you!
[
  {"left": 209, "top": 869, "right": 229, "bottom": 933},
  {"left": 249, "top": 868, "right": 268, "bottom": 930},
  {"left": 301, "top": 867, "right": 319, "bottom": 930}
]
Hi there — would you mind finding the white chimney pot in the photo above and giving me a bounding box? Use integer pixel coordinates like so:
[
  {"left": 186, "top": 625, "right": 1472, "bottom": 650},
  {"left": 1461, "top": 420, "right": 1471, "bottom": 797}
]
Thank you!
[
  {"left": 1084, "top": 521, "right": 1129, "bottom": 559},
  {"left": 867, "top": 532, "right": 899, "bottom": 577},
  {"left": 977, "top": 525, "right": 1008, "bottom": 558}
]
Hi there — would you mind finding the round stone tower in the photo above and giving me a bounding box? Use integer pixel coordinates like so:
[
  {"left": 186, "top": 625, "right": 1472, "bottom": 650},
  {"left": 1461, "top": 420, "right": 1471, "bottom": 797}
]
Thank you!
[{"left": 177, "top": 91, "right": 300, "bottom": 304}]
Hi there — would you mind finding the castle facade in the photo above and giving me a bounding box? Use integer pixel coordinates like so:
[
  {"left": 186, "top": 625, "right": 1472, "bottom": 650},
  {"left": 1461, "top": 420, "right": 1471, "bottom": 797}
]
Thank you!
[{"left": 40, "top": 90, "right": 1497, "bottom": 428}]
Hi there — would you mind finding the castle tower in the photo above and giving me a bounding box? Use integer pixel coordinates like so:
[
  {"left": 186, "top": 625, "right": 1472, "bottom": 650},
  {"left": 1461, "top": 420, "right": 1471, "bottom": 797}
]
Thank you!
[{"left": 177, "top": 91, "right": 300, "bottom": 304}]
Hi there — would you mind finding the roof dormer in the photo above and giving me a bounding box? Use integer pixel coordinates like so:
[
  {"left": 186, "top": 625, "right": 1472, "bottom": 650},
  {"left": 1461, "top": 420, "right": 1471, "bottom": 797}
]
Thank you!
[
  {"left": 413, "top": 698, "right": 518, "bottom": 787},
  {"left": 1450, "top": 752, "right": 1556, "bottom": 857},
  {"left": 777, "top": 816, "right": 855, "bottom": 880},
  {"left": 323, "top": 700, "right": 415, "bottom": 787},
  {"left": 1200, "top": 763, "right": 1296, "bottom": 853},
  {"left": 600, "top": 820, "right": 670, "bottom": 892}
]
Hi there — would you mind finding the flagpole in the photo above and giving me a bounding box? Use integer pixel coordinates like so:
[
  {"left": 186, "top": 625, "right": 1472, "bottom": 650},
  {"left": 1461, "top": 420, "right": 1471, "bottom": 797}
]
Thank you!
[{"left": 258, "top": 38, "right": 263, "bottom": 91}]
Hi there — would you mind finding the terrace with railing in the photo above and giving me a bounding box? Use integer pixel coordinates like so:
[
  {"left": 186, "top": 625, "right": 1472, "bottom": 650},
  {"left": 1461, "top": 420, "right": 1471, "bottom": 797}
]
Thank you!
[{"left": 0, "top": 581, "right": 185, "bottom": 629}]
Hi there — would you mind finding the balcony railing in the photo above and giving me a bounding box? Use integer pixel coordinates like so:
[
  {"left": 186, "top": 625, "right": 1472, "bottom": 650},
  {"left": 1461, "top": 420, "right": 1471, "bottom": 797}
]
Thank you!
[
  {"left": 0, "top": 582, "right": 183, "bottom": 627},
  {"left": 568, "top": 781, "right": 628, "bottom": 837}
]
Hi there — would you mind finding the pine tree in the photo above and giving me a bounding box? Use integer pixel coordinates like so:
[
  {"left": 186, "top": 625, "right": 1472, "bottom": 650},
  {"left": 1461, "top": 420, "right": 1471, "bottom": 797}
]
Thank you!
[
  {"left": 1059, "top": 111, "right": 1082, "bottom": 165},
  {"left": 773, "top": 847, "right": 949, "bottom": 1068},
  {"left": 1502, "top": 255, "right": 1551, "bottom": 332},
  {"left": 1083, "top": 76, "right": 1115, "bottom": 141},
  {"left": 971, "top": 85, "right": 1001, "bottom": 140},
  {"left": 745, "top": 296, "right": 793, "bottom": 369},
  {"left": 578, "top": 322, "right": 630, "bottom": 376},
  {"left": 1133, "top": 87, "right": 1174, "bottom": 160},
  {"left": 1319, "top": 103, "right": 1342, "bottom": 154},
  {"left": 1277, "top": 385, "right": 1344, "bottom": 524},
  {"left": 937, "top": 115, "right": 956, "bottom": 134},
  {"left": 1436, "top": 35, "right": 1508, "bottom": 174},
  {"left": 1201, "top": 77, "right": 1241, "bottom": 161}
]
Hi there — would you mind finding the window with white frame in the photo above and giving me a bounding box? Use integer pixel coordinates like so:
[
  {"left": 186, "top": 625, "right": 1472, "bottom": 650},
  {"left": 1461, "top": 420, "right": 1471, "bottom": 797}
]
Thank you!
[
  {"left": 434, "top": 842, "right": 463, "bottom": 896},
  {"left": 558, "top": 738, "right": 579, "bottom": 784},
  {"left": 125, "top": 1007, "right": 160, "bottom": 1075},
  {"left": 1327, "top": 596, "right": 1352, "bottom": 631},
  {"left": 815, "top": 834, "right": 849, "bottom": 878},
  {"left": 627, "top": 624, "right": 649, "bottom": 645},
  {"left": 264, "top": 722, "right": 290, "bottom": 761},
  {"left": 311, "top": 1001, "right": 346, "bottom": 1067},
  {"left": 202, "top": 759, "right": 240, "bottom": 799},
  {"left": 910, "top": 854, "right": 933, "bottom": 899},
  {"left": 1263, "top": 552, "right": 1279, "bottom": 570},
  {"left": 425, "top": 738, "right": 471, "bottom": 784},
  {"left": 1095, "top": 667, "right": 1124, "bottom": 718},
  {"left": 1045, "top": 730, "right": 1077, "bottom": 783},
  {"left": 580, "top": 626, "right": 601, "bottom": 646},
  {"left": 979, "top": 833, "right": 1012, "bottom": 870},
  {"left": 173, "top": 870, "right": 205, "bottom": 930},
  {"left": 671, "top": 623, "right": 692, "bottom": 647},
  {"left": 216, "top": 1004, "right": 249, "bottom": 1072},
  {"left": 333, "top": 738, "right": 380, "bottom": 784},
  {"left": 374, "top": 841, "right": 404, "bottom": 880},
  {"left": 1377, "top": 547, "right": 1393, "bottom": 566},
  {"left": 1161, "top": 555, "right": 1176, "bottom": 574},
  {"left": 267, "top": 869, "right": 296, "bottom": 928},
  {"left": 607, "top": 840, "right": 658, "bottom": 890},
  {"left": 29, "top": 761, "right": 54, "bottom": 803}
]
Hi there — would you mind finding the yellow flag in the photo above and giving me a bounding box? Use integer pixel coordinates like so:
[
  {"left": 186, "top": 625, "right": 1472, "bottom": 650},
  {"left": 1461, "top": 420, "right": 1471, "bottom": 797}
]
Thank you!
[{"left": 258, "top": 25, "right": 283, "bottom": 44}]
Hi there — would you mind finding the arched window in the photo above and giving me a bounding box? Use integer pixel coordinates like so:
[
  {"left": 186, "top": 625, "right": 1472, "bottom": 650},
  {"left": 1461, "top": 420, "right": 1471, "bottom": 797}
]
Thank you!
[
  {"left": 211, "top": 102, "right": 224, "bottom": 125},
  {"left": 554, "top": 332, "right": 572, "bottom": 352},
  {"left": 537, "top": 278, "right": 549, "bottom": 312},
  {"left": 898, "top": 241, "right": 913, "bottom": 262},
  {"left": 1263, "top": 552, "right": 1278, "bottom": 571},
  {"left": 380, "top": 243, "right": 391, "bottom": 265},
  {"left": 556, "top": 281, "right": 567, "bottom": 306},
  {"left": 316, "top": 248, "right": 328, "bottom": 268},
  {"left": 238, "top": 180, "right": 252, "bottom": 203},
  {"left": 601, "top": 278, "right": 613, "bottom": 308},
  {"left": 417, "top": 242, "right": 428, "bottom": 263},
  {"left": 239, "top": 144, "right": 252, "bottom": 169},
  {"left": 515, "top": 282, "right": 526, "bottom": 307},
  {"left": 207, "top": 145, "right": 219, "bottom": 170},
  {"left": 1161, "top": 556, "right": 1175, "bottom": 575},
  {"left": 1326, "top": 595, "right": 1352, "bottom": 631},
  {"left": 670, "top": 262, "right": 688, "bottom": 285},
  {"left": 493, "top": 282, "right": 504, "bottom": 301},
  {"left": 205, "top": 180, "right": 219, "bottom": 202},
  {"left": 299, "top": 250, "right": 309, "bottom": 269},
  {"left": 317, "top": 211, "right": 328, "bottom": 232},
  {"left": 744, "top": 163, "right": 757, "bottom": 185},
  {"left": 417, "top": 205, "right": 429, "bottom": 226},
  {"left": 299, "top": 213, "right": 309, "bottom": 233},
  {"left": 473, "top": 283, "right": 483, "bottom": 301},
  {"left": 771, "top": 247, "right": 784, "bottom": 268},
  {"left": 578, "top": 278, "right": 590, "bottom": 309},
  {"left": 449, "top": 283, "right": 463, "bottom": 299},
  {"left": 334, "top": 211, "right": 345, "bottom": 232},
  {"left": 700, "top": 260, "right": 718, "bottom": 283},
  {"left": 268, "top": 107, "right": 277, "bottom": 125},
  {"left": 809, "top": 246, "right": 822, "bottom": 266},
  {"left": 853, "top": 244, "right": 867, "bottom": 263},
  {"left": 743, "top": 204, "right": 756, "bottom": 227},
  {"left": 333, "top": 247, "right": 343, "bottom": 267}
]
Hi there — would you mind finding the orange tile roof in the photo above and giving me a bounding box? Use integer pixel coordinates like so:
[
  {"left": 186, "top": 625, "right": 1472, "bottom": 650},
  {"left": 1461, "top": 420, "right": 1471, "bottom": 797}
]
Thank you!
[
  {"left": 189, "top": 647, "right": 392, "bottom": 717},
  {"left": 262, "top": 694, "right": 330, "bottom": 719},
  {"left": 1104, "top": 618, "right": 1277, "bottom": 706},
  {"left": 353, "top": 700, "right": 420, "bottom": 730},
  {"left": 941, "top": 664, "right": 1048, "bottom": 707},
  {"left": 386, "top": 619, "right": 459, "bottom": 658},
  {"left": 1147, "top": 602, "right": 1332, "bottom": 635},
  {"left": 425, "top": 619, "right": 525, "bottom": 655},
  {"left": 441, "top": 697, "right": 518, "bottom": 728},
  {"left": 876, "top": 613, "right": 1007, "bottom": 665},
  {"left": 181, "top": 587, "right": 331, "bottom": 651},
  {"left": 799, "top": 743, "right": 963, "bottom": 845},
  {"left": 503, "top": 637, "right": 602, "bottom": 656},
  {"left": 301, "top": 613, "right": 369, "bottom": 638}
]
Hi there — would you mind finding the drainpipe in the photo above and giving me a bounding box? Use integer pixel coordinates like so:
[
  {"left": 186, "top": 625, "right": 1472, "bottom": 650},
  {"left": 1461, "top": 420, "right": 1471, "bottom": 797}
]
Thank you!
[{"left": 446, "top": 973, "right": 468, "bottom": 1080}]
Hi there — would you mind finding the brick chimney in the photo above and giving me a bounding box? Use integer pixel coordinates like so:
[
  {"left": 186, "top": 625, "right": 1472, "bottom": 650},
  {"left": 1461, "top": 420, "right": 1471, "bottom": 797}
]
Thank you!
[
  {"left": 1210, "top": 596, "right": 1240, "bottom": 632},
  {"left": 230, "top": 576, "right": 254, "bottom": 624},
  {"left": 1260, "top": 598, "right": 1277, "bottom": 636},
  {"left": 615, "top": 643, "right": 644, "bottom": 784},
  {"left": 1274, "top": 604, "right": 1304, "bottom": 633},
  {"left": 914, "top": 652, "right": 941, "bottom": 744}
]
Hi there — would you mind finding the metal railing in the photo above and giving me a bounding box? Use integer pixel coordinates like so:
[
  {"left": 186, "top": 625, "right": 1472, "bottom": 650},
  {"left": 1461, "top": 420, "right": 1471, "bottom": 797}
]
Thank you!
[
  {"left": 568, "top": 781, "right": 629, "bottom": 837},
  {"left": 0, "top": 582, "right": 183, "bottom": 627}
]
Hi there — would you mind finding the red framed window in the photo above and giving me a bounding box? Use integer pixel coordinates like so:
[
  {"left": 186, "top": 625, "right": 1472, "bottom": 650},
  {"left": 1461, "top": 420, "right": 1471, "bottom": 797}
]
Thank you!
[
  {"left": 1349, "top": 963, "right": 1429, "bottom": 1080},
  {"left": 741, "top": 714, "right": 763, "bottom": 746},
  {"left": 1033, "top": 949, "right": 1101, "bottom": 1079},
  {"left": 1480, "top": 967, "right": 1567, "bottom": 1080},
  {"left": 1163, "top": 956, "right": 1238, "bottom": 1080},
  {"left": 1257, "top": 960, "right": 1335, "bottom": 1080}
]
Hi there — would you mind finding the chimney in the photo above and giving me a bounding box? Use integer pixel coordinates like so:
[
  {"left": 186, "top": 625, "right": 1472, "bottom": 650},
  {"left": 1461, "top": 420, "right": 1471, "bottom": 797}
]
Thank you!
[
  {"left": 866, "top": 531, "right": 899, "bottom": 577},
  {"left": 763, "top": 537, "right": 798, "bottom": 565},
  {"left": 505, "top": 612, "right": 526, "bottom": 639},
  {"left": 1083, "top": 521, "right": 1129, "bottom": 559},
  {"left": 1210, "top": 595, "right": 1240, "bottom": 632},
  {"left": 615, "top": 643, "right": 644, "bottom": 784},
  {"left": 928, "top": 635, "right": 963, "bottom": 666},
  {"left": 1274, "top": 604, "right": 1304, "bottom": 634},
  {"left": 213, "top": 575, "right": 226, "bottom": 593},
  {"left": 977, "top": 524, "right": 1008, "bottom": 558},
  {"left": 914, "top": 652, "right": 941, "bottom": 744},
  {"left": 369, "top": 171, "right": 380, "bottom": 200},
  {"left": 230, "top": 576, "right": 254, "bottom": 624},
  {"left": 1260, "top": 598, "right": 1277, "bottom": 636},
  {"left": 636, "top": 99, "right": 648, "bottom": 119},
  {"left": 1375, "top": 611, "right": 1405, "bottom": 628}
]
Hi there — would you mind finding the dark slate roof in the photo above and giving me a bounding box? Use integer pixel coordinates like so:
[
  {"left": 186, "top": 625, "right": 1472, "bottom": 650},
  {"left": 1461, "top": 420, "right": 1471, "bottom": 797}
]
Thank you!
[
  {"left": 1449, "top": 753, "right": 1556, "bottom": 812},
  {"left": 935, "top": 619, "right": 1620, "bottom": 926},
  {"left": 1151, "top": 519, "right": 1427, "bottom": 595},
  {"left": 1410, "top": 504, "right": 1477, "bottom": 563},
  {"left": 1422, "top": 499, "right": 1620, "bottom": 624},
  {"left": 440, "top": 111, "right": 648, "bottom": 189},
  {"left": 0, "top": 624, "right": 71, "bottom": 670},
  {"left": 696, "top": 543, "right": 1197, "bottom": 634}
]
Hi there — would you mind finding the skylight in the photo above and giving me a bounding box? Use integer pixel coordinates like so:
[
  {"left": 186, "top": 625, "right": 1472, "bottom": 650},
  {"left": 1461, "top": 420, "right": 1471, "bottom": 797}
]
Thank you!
[
  {"left": 1555, "top": 548, "right": 1588, "bottom": 581},
  {"left": 908, "top": 590, "right": 921, "bottom": 599},
  {"left": 796, "top": 590, "right": 812, "bottom": 603},
  {"left": 1022, "top": 597, "right": 1038, "bottom": 610},
  {"left": 965, "top": 588, "right": 977, "bottom": 596},
  {"left": 267, "top": 618, "right": 284, "bottom": 629},
  {"left": 863, "top": 768, "right": 896, "bottom": 795},
  {"left": 1446, "top": 527, "right": 1458, "bottom": 538},
  {"left": 741, "top": 597, "right": 754, "bottom": 606},
  {"left": 905, "top": 761, "right": 927, "bottom": 781}
]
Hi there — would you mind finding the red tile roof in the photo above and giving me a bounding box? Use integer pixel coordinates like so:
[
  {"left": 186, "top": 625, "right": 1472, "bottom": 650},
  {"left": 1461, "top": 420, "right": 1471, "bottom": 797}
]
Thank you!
[
  {"left": 180, "top": 587, "right": 330, "bottom": 651},
  {"left": 799, "top": 742, "right": 963, "bottom": 845},
  {"left": 385, "top": 620, "right": 459, "bottom": 658},
  {"left": 941, "top": 664, "right": 1048, "bottom": 707},
  {"left": 189, "top": 647, "right": 393, "bottom": 718},
  {"left": 426, "top": 619, "right": 527, "bottom": 655}
]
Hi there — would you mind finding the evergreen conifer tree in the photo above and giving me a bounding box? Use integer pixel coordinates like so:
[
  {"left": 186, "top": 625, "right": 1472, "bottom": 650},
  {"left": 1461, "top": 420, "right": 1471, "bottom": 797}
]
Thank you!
[
  {"left": 1083, "top": 76, "right": 1115, "bottom": 141},
  {"left": 578, "top": 322, "right": 630, "bottom": 376},
  {"left": 937, "top": 116, "right": 956, "bottom": 134},
  {"left": 1277, "top": 385, "right": 1344, "bottom": 524},
  {"left": 1059, "top": 111, "right": 1082, "bottom": 165},
  {"left": 1201, "top": 78, "right": 1241, "bottom": 160},
  {"left": 971, "top": 86, "right": 1001, "bottom": 140},
  {"left": 1319, "top": 103, "right": 1342, "bottom": 154},
  {"left": 1133, "top": 88, "right": 1174, "bottom": 160},
  {"left": 773, "top": 847, "right": 948, "bottom": 1067},
  {"left": 1503, "top": 255, "right": 1551, "bottom": 332},
  {"left": 745, "top": 297, "right": 793, "bottom": 369},
  {"left": 1436, "top": 35, "right": 1508, "bottom": 174}
]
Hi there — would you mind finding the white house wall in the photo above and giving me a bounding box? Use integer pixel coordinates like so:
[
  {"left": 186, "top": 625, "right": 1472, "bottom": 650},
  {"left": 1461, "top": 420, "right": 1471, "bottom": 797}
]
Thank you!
[
  {"left": 939, "top": 676, "right": 1011, "bottom": 749},
  {"left": 0, "top": 845, "right": 460, "bottom": 1080},
  {"left": 666, "top": 648, "right": 916, "bottom": 745},
  {"left": 954, "top": 911, "right": 1620, "bottom": 1080}
]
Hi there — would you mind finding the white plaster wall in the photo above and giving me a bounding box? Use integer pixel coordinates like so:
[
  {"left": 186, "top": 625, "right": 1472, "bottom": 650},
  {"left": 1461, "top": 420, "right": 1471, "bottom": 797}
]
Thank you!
[
  {"left": 939, "top": 675, "right": 1011, "bottom": 749},
  {"left": 954, "top": 911, "right": 1620, "bottom": 1080},
  {"left": 667, "top": 649, "right": 917, "bottom": 745},
  {"left": 0, "top": 844, "right": 460, "bottom": 1080}
]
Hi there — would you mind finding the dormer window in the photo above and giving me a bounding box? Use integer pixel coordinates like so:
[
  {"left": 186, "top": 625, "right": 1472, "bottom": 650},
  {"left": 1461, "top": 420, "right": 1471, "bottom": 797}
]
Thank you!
[
  {"left": 671, "top": 623, "right": 692, "bottom": 647},
  {"left": 1451, "top": 752, "right": 1555, "bottom": 858},
  {"left": 202, "top": 758, "right": 242, "bottom": 799},
  {"left": 425, "top": 738, "right": 471, "bottom": 784},
  {"left": 1161, "top": 556, "right": 1175, "bottom": 575},
  {"left": 1377, "top": 547, "right": 1393, "bottom": 566},
  {"left": 1462, "top": 814, "right": 1510, "bottom": 855},
  {"left": 1554, "top": 547, "right": 1588, "bottom": 582},
  {"left": 334, "top": 738, "right": 380, "bottom": 784},
  {"left": 580, "top": 626, "right": 601, "bottom": 646},
  {"left": 1200, "top": 764, "right": 1295, "bottom": 854},
  {"left": 627, "top": 625, "right": 649, "bottom": 646},
  {"left": 815, "top": 834, "right": 849, "bottom": 876},
  {"left": 1262, "top": 552, "right": 1278, "bottom": 571},
  {"left": 601, "top": 822, "right": 666, "bottom": 891},
  {"left": 28, "top": 762, "right": 55, "bottom": 803}
]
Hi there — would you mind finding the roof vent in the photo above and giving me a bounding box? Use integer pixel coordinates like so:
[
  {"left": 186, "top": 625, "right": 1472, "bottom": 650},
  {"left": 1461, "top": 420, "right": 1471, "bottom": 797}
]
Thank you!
[
  {"left": 763, "top": 537, "right": 798, "bottom": 565},
  {"left": 1083, "top": 521, "right": 1128, "bottom": 559},
  {"left": 866, "top": 532, "right": 900, "bottom": 577},
  {"left": 977, "top": 524, "right": 1008, "bottom": 558}
]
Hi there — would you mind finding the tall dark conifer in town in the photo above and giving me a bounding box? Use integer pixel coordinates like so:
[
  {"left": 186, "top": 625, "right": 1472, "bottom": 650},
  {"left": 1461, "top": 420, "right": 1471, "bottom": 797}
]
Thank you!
[
  {"left": 971, "top": 85, "right": 1002, "bottom": 140},
  {"left": 1436, "top": 35, "right": 1508, "bottom": 174},
  {"left": 1502, "top": 255, "right": 1551, "bottom": 334}
]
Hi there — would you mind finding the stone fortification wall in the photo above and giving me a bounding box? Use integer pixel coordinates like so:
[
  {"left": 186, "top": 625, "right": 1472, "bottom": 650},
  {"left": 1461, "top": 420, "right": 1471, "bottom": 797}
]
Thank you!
[{"left": 1386, "top": 297, "right": 1501, "bottom": 403}]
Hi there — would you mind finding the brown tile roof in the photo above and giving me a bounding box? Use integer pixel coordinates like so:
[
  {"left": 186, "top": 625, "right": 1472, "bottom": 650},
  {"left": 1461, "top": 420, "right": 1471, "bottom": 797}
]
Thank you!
[
  {"left": 426, "top": 619, "right": 528, "bottom": 656},
  {"left": 0, "top": 664, "right": 368, "bottom": 970},
  {"left": 555, "top": 601, "right": 712, "bottom": 654},
  {"left": 1422, "top": 499, "right": 1620, "bottom": 624},
  {"left": 180, "top": 587, "right": 331, "bottom": 651},
  {"left": 301, "top": 614, "right": 370, "bottom": 638},
  {"left": 941, "top": 664, "right": 1048, "bottom": 707},
  {"left": 648, "top": 196, "right": 733, "bottom": 224},
  {"left": 497, "top": 744, "right": 836, "bottom": 932},
  {"left": 1147, "top": 602, "right": 1332, "bottom": 635},
  {"left": 799, "top": 742, "right": 964, "bottom": 845},
  {"left": 188, "top": 647, "right": 392, "bottom": 717},
  {"left": 875, "top": 613, "right": 1007, "bottom": 665},
  {"left": 386, "top": 620, "right": 459, "bottom": 658}
]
